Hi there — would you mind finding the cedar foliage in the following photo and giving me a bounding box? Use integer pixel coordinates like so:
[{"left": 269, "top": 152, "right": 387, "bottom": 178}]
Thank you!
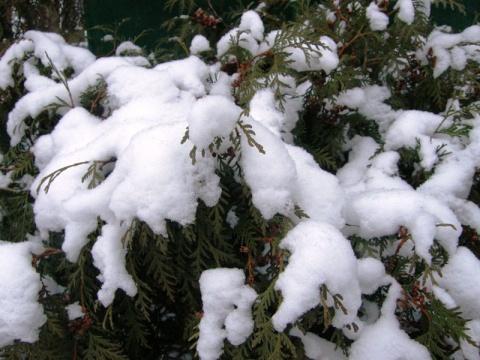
[{"left": 0, "top": 0, "right": 479, "bottom": 359}]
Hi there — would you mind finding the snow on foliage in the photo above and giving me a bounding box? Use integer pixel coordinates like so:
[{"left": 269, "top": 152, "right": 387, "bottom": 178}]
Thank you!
[
  {"left": 197, "top": 268, "right": 257, "bottom": 360},
  {"left": 436, "top": 247, "right": 480, "bottom": 320},
  {"left": 349, "top": 314, "right": 431, "bottom": 360},
  {"left": 290, "top": 327, "right": 348, "bottom": 360},
  {"left": 344, "top": 189, "right": 461, "bottom": 262},
  {"left": 394, "top": 0, "right": 415, "bottom": 25},
  {"left": 366, "top": 2, "right": 389, "bottom": 31},
  {"left": 416, "top": 25, "right": 480, "bottom": 78},
  {"left": 0, "top": 4, "right": 480, "bottom": 359},
  {"left": 272, "top": 221, "right": 361, "bottom": 331},
  {"left": 0, "top": 238, "right": 46, "bottom": 346}
]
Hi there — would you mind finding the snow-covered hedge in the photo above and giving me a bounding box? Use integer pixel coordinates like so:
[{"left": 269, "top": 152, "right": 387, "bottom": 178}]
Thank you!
[{"left": 0, "top": 1, "right": 480, "bottom": 359}]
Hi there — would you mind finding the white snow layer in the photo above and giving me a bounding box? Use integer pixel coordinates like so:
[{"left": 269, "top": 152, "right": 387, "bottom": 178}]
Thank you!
[
  {"left": 286, "top": 35, "right": 339, "bottom": 73},
  {"left": 190, "top": 35, "right": 211, "bottom": 54},
  {"left": 197, "top": 268, "right": 257, "bottom": 360},
  {"left": 1, "top": 11, "right": 480, "bottom": 359},
  {"left": 435, "top": 247, "right": 480, "bottom": 320},
  {"left": 366, "top": 2, "right": 389, "bottom": 31},
  {"left": 272, "top": 221, "right": 361, "bottom": 331},
  {"left": 0, "top": 239, "right": 46, "bottom": 346},
  {"left": 416, "top": 25, "right": 480, "bottom": 78},
  {"left": 394, "top": 0, "right": 415, "bottom": 25},
  {"left": 65, "top": 302, "right": 84, "bottom": 320},
  {"left": 349, "top": 315, "right": 431, "bottom": 360},
  {"left": 291, "top": 327, "right": 348, "bottom": 360}
]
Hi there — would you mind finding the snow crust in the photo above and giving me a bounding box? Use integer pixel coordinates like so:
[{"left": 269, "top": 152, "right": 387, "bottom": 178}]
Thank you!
[{"left": 1, "top": 9, "right": 480, "bottom": 359}]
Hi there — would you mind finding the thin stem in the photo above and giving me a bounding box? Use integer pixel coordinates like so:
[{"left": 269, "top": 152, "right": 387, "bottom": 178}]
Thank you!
[
  {"left": 338, "top": 31, "right": 362, "bottom": 57},
  {"left": 45, "top": 52, "right": 75, "bottom": 108}
]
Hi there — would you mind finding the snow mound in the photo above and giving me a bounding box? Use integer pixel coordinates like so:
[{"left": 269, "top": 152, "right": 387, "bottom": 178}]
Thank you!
[
  {"left": 0, "top": 239, "right": 46, "bottom": 347},
  {"left": 197, "top": 268, "right": 257, "bottom": 360},
  {"left": 272, "top": 221, "right": 361, "bottom": 331}
]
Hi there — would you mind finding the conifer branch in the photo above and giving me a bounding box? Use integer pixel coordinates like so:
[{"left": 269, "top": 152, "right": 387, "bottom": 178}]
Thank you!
[{"left": 45, "top": 52, "right": 75, "bottom": 108}]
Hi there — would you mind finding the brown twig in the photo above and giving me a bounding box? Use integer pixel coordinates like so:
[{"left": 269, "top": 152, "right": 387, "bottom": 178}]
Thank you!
[
  {"left": 387, "top": 226, "right": 409, "bottom": 274},
  {"left": 240, "top": 246, "right": 255, "bottom": 286},
  {"left": 338, "top": 31, "right": 362, "bottom": 57},
  {"left": 399, "top": 285, "right": 432, "bottom": 322},
  {"left": 89, "top": 88, "right": 105, "bottom": 115},
  {"left": 32, "top": 247, "right": 63, "bottom": 268},
  {"left": 333, "top": 4, "right": 350, "bottom": 24}
]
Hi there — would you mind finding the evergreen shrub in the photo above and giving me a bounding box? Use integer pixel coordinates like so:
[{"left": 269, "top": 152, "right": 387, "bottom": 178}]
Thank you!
[{"left": 0, "top": 0, "right": 479, "bottom": 359}]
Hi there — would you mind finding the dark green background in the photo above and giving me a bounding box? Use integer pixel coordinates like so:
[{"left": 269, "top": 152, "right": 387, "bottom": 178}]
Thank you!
[{"left": 83, "top": 0, "right": 479, "bottom": 56}]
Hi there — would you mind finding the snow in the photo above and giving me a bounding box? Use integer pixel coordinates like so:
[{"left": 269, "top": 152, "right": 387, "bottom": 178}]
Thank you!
[
  {"left": 1, "top": 9, "right": 480, "bottom": 360},
  {"left": 347, "top": 274, "right": 431, "bottom": 359},
  {"left": 460, "top": 319, "right": 480, "bottom": 360},
  {"left": 337, "top": 136, "right": 412, "bottom": 197},
  {"left": 286, "top": 35, "right": 339, "bottom": 73},
  {"left": 92, "top": 221, "right": 138, "bottom": 306},
  {"left": 272, "top": 221, "right": 361, "bottom": 332},
  {"left": 0, "top": 39, "right": 34, "bottom": 89},
  {"left": 366, "top": 2, "right": 389, "bottom": 31},
  {"left": 356, "top": 258, "right": 390, "bottom": 295},
  {"left": 154, "top": 56, "right": 210, "bottom": 98},
  {"left": 290, "top": 327, "right": 348, "bottom": 360},
  {"left": 190, "top": 35, "right": 211, "bottom": 54},
  {"left": 7, "top": 56, "right": 148, "bottom": 146},
  {"left": 335, "top": 85, "right": 400, "bottom": 135},
  {"left": 216, "top": 11, "right": 265, "bottom": 58},
  {"left": 286, "top": 145, "right": 345, "bottom": 227},
  {"left": 197, "top": 268, "right": 257, "bottom": 360},
  {"left": 416, "top": 25, "right": 480, "bottom": 78},
  {"left": 0, "top": 239, "right": 46, "bottom": 347},
  {"left": 349, "top": 315, "right": 431, "bottom": 360},
  {"left": 238, "top": 10, "right": 264, "bottom": 41},
  {"left": 0, "top": 31, "right": 95, "bottom": 90},
  {"left": 238, "top": 117, "right": 297, "bottom": 219},
  {"left": 435, "top": 247, "right": 480, "bottom": 319},
  {"left": 115, "top": 41, "right": 143, "bottom": 56},
  {"left": 394, "top": 0, "right": 415, "bottom": 25},
  {"left": 344, "top": 189, "right": 461, "bottom": 261},
  {"left": 217, "top": 31, "right": 258, "bottom": 59},
  {"left": 384, "top": 110, "right": 451, "bottom": 171},
  {"left": 65, "top": 302, "right": 84, "bottom": 320},
  {"left": 29, "top": 56, "right": 223, "bottom": 263},
  {"left": 188, "top": 95, "right": 242, "bottom": 149},
  {"left": 249, "top": 89, "right": 286, "bottom": 137}
]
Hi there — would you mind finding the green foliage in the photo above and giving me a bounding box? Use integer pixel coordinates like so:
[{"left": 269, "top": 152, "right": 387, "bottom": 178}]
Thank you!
[
  {"left": 1, "top": 0, "right": 479, "bottom": 359},
  {"left": 79, "top": 76, "right": 109, "bottom": 118},
  {"left": 415, "top": 300, "right": 475, "bottom": 359},
  {"left": 432, "top": 0, "right": 466, "bottom": 13}
]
